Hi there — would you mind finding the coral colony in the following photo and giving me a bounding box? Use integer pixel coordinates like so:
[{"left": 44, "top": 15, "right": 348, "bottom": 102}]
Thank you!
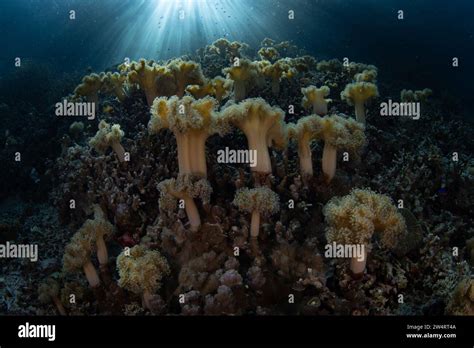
[{"left": 2, "top": 37, "right": 473, "bottom": 317}]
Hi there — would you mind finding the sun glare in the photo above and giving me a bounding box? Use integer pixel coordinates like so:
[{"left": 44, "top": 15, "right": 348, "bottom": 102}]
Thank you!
[{"left": 92, "top": 0, "right": 282, "bottom": 67}]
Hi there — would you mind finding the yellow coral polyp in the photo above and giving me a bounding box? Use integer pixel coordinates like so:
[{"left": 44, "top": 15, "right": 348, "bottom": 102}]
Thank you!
[
  {"left": 157, "top": 175, "right": 212, "bottom": 230},
  {"left": 117, "top": 245, "right": 170, "bottom": 310},
  {"left": 288, "top": 115, "right": 323, "bottom": 177},
  {"left": 223, "top": 58, "right": 259, "bottom": 101},
  {"left": 323, "top": 189, "right": 406, "bottom": 276},
  {"left": 73, "top": 73, "right": 102, "bottom": 104},
  {"left": 89, "top": 120, "right": 126, "bottom": 162},
  {"left": 301, "top": 85, "right": 331, "bottom": 116},
  {"left": 219, "top": 98, "right": 287, "bottom": 174},
  {"left": 211, "top": 76, "right": 233, "bottom": 102},
  {"left": 149, "top": 95, "right": 220, "bottom": 177},
  {"left": 400, "top": 88, "right": 433, "bottom": 102},
  {"left": 167, "top": 59, "right": 205, "bottom": 98},
  {"left": 355, "top": 69, "right": 378, "bottom": 83},
  {"left": 318, "top": 115, "right": 365, "bottom": 183},
  {"left": 128, "top": 59, "right": 172, "bottom": 105},
  {"left": 340, "top": 81, "right": 379, "bottom": 124},
  {"left": 62, "top": 204, "right": 114, "bottom": 288},
  {"left": 262, "top": 58, "right": 297, "bottom": 96},
  {"left": 101, "top": 72, "right": 128, "bottom": 102}
]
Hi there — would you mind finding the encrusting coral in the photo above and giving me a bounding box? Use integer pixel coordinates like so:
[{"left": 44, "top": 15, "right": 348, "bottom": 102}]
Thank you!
[
  {"left": 117, "top": 245, "right": 170, "bottom": 311},
  {"left": 318, "top": 115, "right": 366, "bottom": 183},
  {"left": 38, "top": 278, "right": 67, "bottom": 316},
  {"left": 219, "top": 98, "right": 287, "bottom": 175},
  {"left": 341, "top": 81, "right": 379, "bottom": 124},
  {"left": 233, "top": 186, "right": 280, "bottom": 238},
  {"left": 89, "top": 120, "right": 126, "bottom": 162},
  {"left": 323, "top": 189, "right": 407, "bottom": 277},
  {"left": 301, "top": 85, "right": 331, "bottom": 116}
]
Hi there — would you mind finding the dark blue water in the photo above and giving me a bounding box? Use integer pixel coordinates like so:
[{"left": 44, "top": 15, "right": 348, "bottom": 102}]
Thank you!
[{"left": 1, "top": 0, "right": 473, "bottom": 115}]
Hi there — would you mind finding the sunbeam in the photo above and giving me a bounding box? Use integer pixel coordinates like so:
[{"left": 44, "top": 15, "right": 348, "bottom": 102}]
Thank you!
[{"left": 91, "top": 0, "right": 288, "bottom": 66}]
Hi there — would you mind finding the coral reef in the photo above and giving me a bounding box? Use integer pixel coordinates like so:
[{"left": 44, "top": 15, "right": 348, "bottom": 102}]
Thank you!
[{"left": 1, "top": 37, "right": 472, "bottom": 318}]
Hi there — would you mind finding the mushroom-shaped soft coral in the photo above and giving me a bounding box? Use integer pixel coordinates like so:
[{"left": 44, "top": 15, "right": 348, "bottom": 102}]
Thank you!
[
  {"left": 318, "top": 115, "right": 365, "bottom": 183},
  {"left": 158, "top": 175, "right": 212, "bottom": 231},
  {"left": 63, "top": 229, "right": 100, "bottom": 288},
  {"left": 101, "top": 72, "right": 128, "bottom": 102},
  {"left": 219, "top": 98, "right": 287, "bottom": 174},
  {"left": 262, "top": 58, "right": 297, "bottom": 96},
  {"left": 323, "top": 189, "right": 406, "bottom": 277},
  {"left": 258, "top": 46, "right": 280, "bottom": 62},
  {"left": 117, "top": 245, "right": 170, "bottom": 311},
  {"left": 211, "top": 76, "right": 233, "bottom": 102},
  {"left": 186, "top": 77, "right": 233, "bottom": 103},
  {"left": 355, "top": 69, "right": 378, "bottom": 83},
  {"left": 79, "top": 205, "right": 115, "bottom": 268},
  {"left": 340, "top": 82, "right": 379, "bottom": 124},
  {"left": 186, "top": 82, "right": 214, "bottom": 99},
  {"left": 149, "top": 95, "right": 220, "bottom": 177},
  {"left": 400, "top": 88, "right": 433, "bottom": 102},
  {"left": 233, "top": 186, "right": 280, "bottom": 238},
  {"left": 211, "top": 38, "right": 248, "bottom": 58},
  {"left": 73, "top": 73, "right": 102, "bottom": 104},
  {"left": 128, "top": 59, "right": 172, "bottom": 105},
  {"left": 317, "top": 59, "right": 343, "bottom": 73},
  {"left": 89, "top": 120, "right": 126, "bottom": 162},
  {"left": 167, "top": 59, "right": 205, "bottom": 98},
  {"left": 223, "top": 58, "right": 259, "bottom": 101},
  {"left": 288, "top": 115, "right": 323, "bottom": 177},
  {"left": 301, "top": 85, "right": 331, "bottom": 116},
  {"left": 38, "top": 278, "right": 67, "bottom": 316}
]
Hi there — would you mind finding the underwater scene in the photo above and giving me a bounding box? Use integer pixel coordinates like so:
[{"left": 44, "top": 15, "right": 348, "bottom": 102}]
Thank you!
[{"left": 0, "top": 0, "right": 473, "bottom": 323}]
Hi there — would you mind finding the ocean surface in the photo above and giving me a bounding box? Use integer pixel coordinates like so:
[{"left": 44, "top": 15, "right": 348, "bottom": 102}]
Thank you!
[{"left": 1, "top": 0, "right": 473, "bottom": 116}]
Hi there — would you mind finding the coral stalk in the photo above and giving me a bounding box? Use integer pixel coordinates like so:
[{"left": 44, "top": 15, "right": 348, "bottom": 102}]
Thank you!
[
  {"left": 250, "top": 211, "right": 261, "bottom": 238},
  {"left": 322, "top": 142, "right": 337, "bottom": 183},
  {"left": 83, "top": 261, "right": 101, "bottom": 288}
]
